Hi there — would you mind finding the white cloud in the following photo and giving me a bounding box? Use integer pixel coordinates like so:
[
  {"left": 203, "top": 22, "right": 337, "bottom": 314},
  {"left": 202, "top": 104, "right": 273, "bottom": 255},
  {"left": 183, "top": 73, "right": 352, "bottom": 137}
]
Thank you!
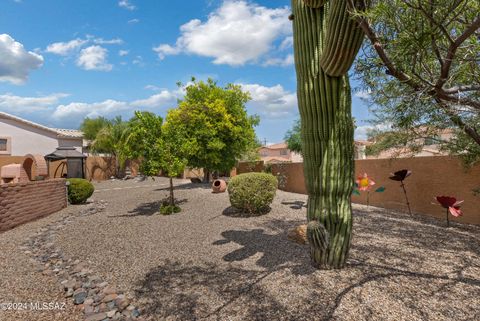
[
  {"left": 131, "top": 90, "right": 177, "bottom": 108},
  {"left": 144, "top": 84, "right": 161, "bottom": 91},
  {"left": 93, "top": 38, "right": 124, "bottom": 45},
  {"left": 279, "top": 36, "right": 293, "bottom": 50},
  {"left": 263, "top": 54, "right": 294, "bottom": 67},
  {"left": 132, "top": 55, "right": 144, "bottom": 66},
  {"left": 0, "top": 93, "right": 68, "bottom": 112},
  {"left": 45, "top": 38, "right": 88, "bottom": 56},
  {"left": 128, "top": 18, "right": 140, "bottom": 24},
  {"left": 76, "top": 46, "right": 113, "bottom": 71},
  {"left": 0, "top": 34, "right": 44, "bottom": 85},
  {"left": 118, "top": 0, "right": 136, "bottom": 10},
  {"left": 118, "top": 50, "right": 129, "bottom": 57},
  {"left": 51, "top": 90, "right": 181, "bottom": 120},
  {"left": 153, "top": 1, "right": 291, "bottom": 66},
  {"left": 153, "top": 44, "right": 181, "bottom": 60},
  {"left": 355, "top": 123, "right": 391, "bottom": 140},
  {"left": 354, "top": 89, "right": 372, "bottom": 100},
  {"left": 45, "top": 36, "right": 123, "bottom": 57},
  {"left": 240, "top": 83, "right": 297, "bottom": 117},
  {"left": 53, "top": 99, "right": 130, "bottom": 120}
]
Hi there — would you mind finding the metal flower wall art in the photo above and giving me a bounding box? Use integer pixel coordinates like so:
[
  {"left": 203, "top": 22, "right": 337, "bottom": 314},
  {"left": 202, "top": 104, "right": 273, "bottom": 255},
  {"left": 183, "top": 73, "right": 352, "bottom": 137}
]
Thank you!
[
  {"left": 436, "top": 196, "right": 463, "bottom": 227},
  {"left": 353, "top": 173, "right": 385, "bottom": 207},
  {"left": 389, "top": 169, "right": 412, "bottom": 216}
]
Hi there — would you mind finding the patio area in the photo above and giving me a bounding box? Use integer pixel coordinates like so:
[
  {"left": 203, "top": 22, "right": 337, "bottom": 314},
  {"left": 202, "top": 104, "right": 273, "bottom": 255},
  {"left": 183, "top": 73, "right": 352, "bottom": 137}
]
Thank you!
[{"left": 1, "top": 178, "right": 479, "bottom": 321}]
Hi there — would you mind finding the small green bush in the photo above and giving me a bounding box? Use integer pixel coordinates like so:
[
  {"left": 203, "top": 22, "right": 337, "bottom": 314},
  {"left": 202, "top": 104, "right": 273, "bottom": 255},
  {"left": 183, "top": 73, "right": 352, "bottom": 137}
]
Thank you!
[
  {"left": 159, "top": 204, "right": 181, "bottom": 215},
  {"left": 67, "top": 178, "right": 94, "bottom": 204},
  {"left": 227, "top": 173, "right": 278, "bottom": 215}
]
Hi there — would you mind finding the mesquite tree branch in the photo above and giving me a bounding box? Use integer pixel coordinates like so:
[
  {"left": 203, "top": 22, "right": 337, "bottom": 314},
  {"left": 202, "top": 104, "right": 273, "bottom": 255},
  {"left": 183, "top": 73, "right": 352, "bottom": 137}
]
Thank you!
[{"left": 349, "top": 0, "right": 480, "bottom": 146}]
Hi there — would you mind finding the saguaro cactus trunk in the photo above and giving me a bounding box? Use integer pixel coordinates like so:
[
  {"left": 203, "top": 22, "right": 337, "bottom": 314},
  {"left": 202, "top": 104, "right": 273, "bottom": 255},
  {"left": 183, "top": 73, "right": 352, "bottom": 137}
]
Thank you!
[{"left": 292, "top": 0, "right": 364, "bottom": 269}]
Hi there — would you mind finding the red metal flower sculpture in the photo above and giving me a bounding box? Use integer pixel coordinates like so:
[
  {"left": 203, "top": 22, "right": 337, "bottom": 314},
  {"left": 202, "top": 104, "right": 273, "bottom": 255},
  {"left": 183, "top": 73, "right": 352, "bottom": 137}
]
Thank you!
[
  {"left": 389, "top": 169, "right": 412, "bottom": 216},
  {"left": 355, "top": 173, "right": 382, "bottom": 207},
  {"left": 436, "top": 196, "right": 463, "bottom": 227},
  {"left": 356, "top": 173, "right": 375, "bottom": 191}
]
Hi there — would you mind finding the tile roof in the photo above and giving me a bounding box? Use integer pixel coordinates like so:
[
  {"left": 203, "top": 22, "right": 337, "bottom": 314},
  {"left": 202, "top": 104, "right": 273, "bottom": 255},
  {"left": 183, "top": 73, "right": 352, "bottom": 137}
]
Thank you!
[{"left": 264, "top": 142, "right": 288, "bottom": 149}]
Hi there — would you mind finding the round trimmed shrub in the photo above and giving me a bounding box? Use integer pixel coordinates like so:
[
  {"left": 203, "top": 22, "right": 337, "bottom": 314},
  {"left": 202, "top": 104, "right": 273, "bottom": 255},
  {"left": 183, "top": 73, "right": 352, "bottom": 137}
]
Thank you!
[
  {"left": 67, "top": 178, "right": 94, "bottom": 204},
  {"left": 227, "top": 173, "right": 278, "bottom": 215}
]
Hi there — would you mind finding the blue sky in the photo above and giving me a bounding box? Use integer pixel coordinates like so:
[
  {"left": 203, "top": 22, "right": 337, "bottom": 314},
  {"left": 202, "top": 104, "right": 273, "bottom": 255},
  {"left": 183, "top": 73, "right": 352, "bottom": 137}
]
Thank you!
[{"left": 0, "top": 0, "right": 373, "bottom": 143}]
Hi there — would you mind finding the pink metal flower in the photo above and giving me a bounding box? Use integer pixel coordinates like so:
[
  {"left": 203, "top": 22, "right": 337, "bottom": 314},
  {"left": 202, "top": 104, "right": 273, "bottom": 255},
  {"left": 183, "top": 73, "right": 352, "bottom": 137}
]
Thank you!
[
  {"left": 436, "top": 196, "right": 463, "bottom": 217},
  {"left": 356, "top": 173, "right": 376, "bottom": 191}
]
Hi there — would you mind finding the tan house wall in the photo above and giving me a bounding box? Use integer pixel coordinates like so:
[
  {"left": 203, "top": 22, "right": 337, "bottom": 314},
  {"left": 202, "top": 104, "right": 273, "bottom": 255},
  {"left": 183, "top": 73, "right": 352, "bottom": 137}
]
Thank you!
[
  {"left": 269, "top": 156, "right": 480, "bottom": 225},
  {"left": 0, "top": 179, "right": 67, "bottom": 232}
]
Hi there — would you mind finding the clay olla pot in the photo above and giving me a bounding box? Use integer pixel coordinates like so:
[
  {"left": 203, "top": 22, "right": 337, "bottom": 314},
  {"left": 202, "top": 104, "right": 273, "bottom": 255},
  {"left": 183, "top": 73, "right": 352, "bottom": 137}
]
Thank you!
[{"left": 212, "top": 179, "right": 227, "bottom": 193}]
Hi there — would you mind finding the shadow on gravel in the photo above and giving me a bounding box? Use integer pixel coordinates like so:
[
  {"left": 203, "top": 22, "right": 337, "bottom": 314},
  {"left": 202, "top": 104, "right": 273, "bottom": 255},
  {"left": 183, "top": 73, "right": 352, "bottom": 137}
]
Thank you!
[
  {"left": 133, "top": 208, "right": 480, "bottom": 321},
  {"left": 111, "top": 199, "right": 188, "bottom": 217},
  {"left": 126, "top": 201, "right": 161, "bottom": 216},
  {"left": 134, "top": 260, "right": 316, "bottom": 321},
  {"left": 213, "top": 225, "right": 313, "bottom": 275},
  {"left": 221, "top": 206, "right": 272, "bottom": 217},
  {"left": 154, "top": 182, "right": 212, "bottom": 192},
  {"left": 281, "top": 200, "right": 307, "bottom": 210}
]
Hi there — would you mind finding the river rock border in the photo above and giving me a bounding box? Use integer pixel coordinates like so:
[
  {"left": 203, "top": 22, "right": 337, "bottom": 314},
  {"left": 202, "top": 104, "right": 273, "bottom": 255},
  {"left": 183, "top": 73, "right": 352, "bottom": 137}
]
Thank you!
[{"left": 21, "top": 201, "right": 147, "bottom": 321}]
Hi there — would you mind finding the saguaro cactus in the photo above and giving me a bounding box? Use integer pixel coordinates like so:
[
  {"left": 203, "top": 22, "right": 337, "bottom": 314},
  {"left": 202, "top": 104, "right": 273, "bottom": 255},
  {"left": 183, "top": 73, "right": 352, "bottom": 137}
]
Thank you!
[{"left": 291, "top": 0, "right": 365, "bottom": 269}]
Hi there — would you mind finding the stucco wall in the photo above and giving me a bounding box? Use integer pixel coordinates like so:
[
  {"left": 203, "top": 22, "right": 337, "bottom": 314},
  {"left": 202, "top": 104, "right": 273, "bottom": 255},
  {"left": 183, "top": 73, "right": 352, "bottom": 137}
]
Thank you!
[
  {"left": 268, "top": 156, "right": 480, "bottom": 225},
  {"left": 1, "top": 156, "right": 124, "bottom": 181},
  {"left": 0, "top": 179, "right": 67, "bottom": 232},
  {"left": 0, "top": 118, "right": 82, "bottom": 156},
  {"left": 237, "top": 161, "right": 265, "bottom": 174}
]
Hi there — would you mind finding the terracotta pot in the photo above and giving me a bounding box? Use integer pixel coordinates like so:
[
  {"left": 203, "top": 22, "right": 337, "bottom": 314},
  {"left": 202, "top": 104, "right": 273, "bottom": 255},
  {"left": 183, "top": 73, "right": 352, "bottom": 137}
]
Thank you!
[{"left": 212, "top": 179, "right": 227, "bottom": 193}]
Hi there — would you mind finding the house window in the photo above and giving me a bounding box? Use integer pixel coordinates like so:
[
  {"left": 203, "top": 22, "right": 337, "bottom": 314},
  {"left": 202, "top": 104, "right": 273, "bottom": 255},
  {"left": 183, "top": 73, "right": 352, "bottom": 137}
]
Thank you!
[
  {"left": 0, "top": 137, "right": 11, "bottom": 155},
  {"left": 280, "top": 149, "right": 288, "bottom": 156}
]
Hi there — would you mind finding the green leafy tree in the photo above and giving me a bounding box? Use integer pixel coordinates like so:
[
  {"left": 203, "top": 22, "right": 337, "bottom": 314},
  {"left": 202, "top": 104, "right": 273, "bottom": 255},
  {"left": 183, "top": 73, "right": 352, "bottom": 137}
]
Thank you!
[
  {"left": 160, "top": 117, "right": 190, "bottom": 207},
  {"left": 84, "top": 116, "right": 130, "bottom": 176},
  {"left": 127, "top": 111, "right": 188, "bottom": 208},
  {"left": 79, "top": 117, "right": 111, "bottom": 141},
  {"left": 167, "top": 78, "right": 259, "bottom": 182},
  {"left": 350, "top": 0, "right": 480, "bottom": 165},
  {"left": 126, "top": 112, "right": 163, "bottom": 176},
  {"left": 284, "top": 118, "right": 303, "bottom": 155}
]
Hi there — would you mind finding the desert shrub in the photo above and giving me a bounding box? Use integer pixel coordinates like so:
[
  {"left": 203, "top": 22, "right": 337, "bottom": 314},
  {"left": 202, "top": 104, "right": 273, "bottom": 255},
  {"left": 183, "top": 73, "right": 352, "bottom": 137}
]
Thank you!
[
  {"left": 67, "top": 178, "right": 94, "bottom": 204},
  {"left": 159, "top": 204, "right": 181, "bottom": 215},
  {"left": 227, "top": 173, "right": 278, "bottom": 214}
]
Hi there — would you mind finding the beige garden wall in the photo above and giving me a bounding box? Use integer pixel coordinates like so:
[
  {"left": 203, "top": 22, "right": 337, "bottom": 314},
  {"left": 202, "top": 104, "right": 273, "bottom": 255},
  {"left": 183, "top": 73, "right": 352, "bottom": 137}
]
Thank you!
[
  {"left": 0, "top": 156, "right": 137, "bottom": 181},
  {"left": 269, "top": 156, "right": 480, "bottom": 225},
  {"left": 0, "top": 179, "right": 67, "bottom": 232}
]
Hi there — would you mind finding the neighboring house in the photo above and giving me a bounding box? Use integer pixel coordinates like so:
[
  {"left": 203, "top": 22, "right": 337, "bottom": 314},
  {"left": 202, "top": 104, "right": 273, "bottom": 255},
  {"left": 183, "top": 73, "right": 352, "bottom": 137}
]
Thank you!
[
  {"left": 366, "top": 128, "right": 454, "bottom": 159},
  {"left": 258, "top": 142, "right": 303, "bottom": 163},
  {"left": 0, "top": 111, "right": 84, "bottom": 156},
  {"left": 259, "top": 141, "right": 373, "bottom": 163}
]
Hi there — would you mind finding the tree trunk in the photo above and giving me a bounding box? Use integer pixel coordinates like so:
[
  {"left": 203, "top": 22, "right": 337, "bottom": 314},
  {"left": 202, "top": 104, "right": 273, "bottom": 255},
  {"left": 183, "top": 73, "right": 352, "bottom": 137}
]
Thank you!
[
  {"left": 169, "top": 177, "right": 175, "bottom": 207},
  {"left": 203, "top": 169, "right": 210, "bottom": 183},
  {"left": 292, "top": 0, "right": 362, "bottom": 269}
]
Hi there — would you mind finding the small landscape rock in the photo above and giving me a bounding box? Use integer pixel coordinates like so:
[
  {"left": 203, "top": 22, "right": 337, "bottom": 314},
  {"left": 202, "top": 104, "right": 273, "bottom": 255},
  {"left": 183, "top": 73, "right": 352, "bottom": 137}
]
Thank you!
[
  {"left": 85, "top": 312, "right": 107, "bottom": 321},
  {"left": 73, "top": 290, "right": 87, "bottom": 304},
  {"left": 102, "top": 294, "right": 118, "bottom": 303},
  {"left": 107, "top": 309, "right": 117, "bottom": 318}
]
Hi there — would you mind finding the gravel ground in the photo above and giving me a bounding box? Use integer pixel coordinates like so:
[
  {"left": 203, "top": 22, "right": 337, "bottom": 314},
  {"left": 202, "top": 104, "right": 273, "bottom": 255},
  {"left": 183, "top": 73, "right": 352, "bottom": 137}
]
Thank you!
[
  {"left": 1, "top": 177, "right": 480, "bottom": 321},
  {"left": 0, "top": 206, "right": 83, "bottom": 321}
]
